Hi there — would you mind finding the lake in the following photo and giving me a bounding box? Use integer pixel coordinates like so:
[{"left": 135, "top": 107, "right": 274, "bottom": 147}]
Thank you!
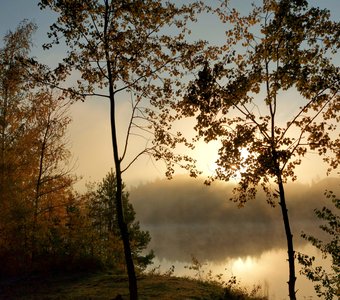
[{"left": 130, "top": 176, "right": 338, "bottom": 299}]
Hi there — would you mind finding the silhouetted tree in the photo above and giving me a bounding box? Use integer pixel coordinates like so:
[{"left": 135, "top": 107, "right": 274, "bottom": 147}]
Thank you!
[
  {"left": 178, "top": 1, "right": 339, "bottom": 299},
  {"left": 37, "top": 1, "right": 207, "bottom": 298}
]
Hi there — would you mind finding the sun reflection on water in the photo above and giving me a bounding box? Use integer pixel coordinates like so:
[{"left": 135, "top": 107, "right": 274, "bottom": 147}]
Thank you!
[{"left": 148, "top": 245, "right": 321, "bottom": 300}]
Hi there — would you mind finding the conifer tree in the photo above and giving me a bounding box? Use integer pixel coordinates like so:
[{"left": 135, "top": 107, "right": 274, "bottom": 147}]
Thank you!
[{"left": 87, "top": 170, "right": 154, "bottom": 271}]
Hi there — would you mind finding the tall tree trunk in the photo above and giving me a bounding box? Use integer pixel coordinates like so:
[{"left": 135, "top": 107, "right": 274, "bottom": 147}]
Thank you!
[
  {"left": 271, "top": 102, "right": 296, "bottom": 299},
  {"left": 277, "top": 173, "right": 296, "bottom": 300},
  {"left": 103, "top": 2, "right": 138, "bottom": 296},
  {"left": 109, "top": 91, "right": 138, "bottom": 300}
]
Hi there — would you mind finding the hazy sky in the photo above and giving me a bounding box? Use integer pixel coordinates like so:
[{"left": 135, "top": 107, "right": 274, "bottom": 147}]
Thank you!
[{"left": 0, "top": 0, "right": 339, "bottom": 189}]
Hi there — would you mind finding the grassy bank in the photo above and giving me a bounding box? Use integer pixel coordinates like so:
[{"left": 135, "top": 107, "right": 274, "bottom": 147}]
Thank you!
[{"left": 0, "top": 271, "right": 267, "bottom": 300}]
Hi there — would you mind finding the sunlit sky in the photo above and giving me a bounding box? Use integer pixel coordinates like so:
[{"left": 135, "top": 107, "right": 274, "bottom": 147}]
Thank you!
[
  {"left": 0, "top": 0, "right": 339, "bottom": 189},
  {"left": 1, "top": 2, "right": 339, "bottom": 298}
]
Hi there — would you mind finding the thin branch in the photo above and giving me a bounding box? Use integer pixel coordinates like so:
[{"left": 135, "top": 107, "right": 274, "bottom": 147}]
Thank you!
[
  {"left": 113, "top": 54, "right": 182, "bottom": 95},
  {"left": 120, "top": 92, "right": 143, "bottom": 162},
  {"left": 22, "top": 62, "right": 110, "bottom": 99},
  {"left": 131, "top": 122, "right": 154, "bottom": 136},
  {"left": 281, "top": 93, "right": 336, "bottom": 171},
  {"left": 279, "top": 87, "right": 332, "bottom": 141},
  {"left": 50, "top": 82, "right": 110, "bottom": 99},
  {"left": 121, "top": 147, "right": 153, "bottom": 173},
  {"left": 36, "top": 180, "right": 73, "bottom": 200},
  {"left": 88, "top": 8, "right": 102, "bottom": 42},
  {"left": 236, "top": 101, "right": 271, "bottom": 141},
  {"left": 75, "top": 15, "right": 109, "bottom": 82},
  {"left": 129, "top": 131, "right": 153, "bottom": 140}
]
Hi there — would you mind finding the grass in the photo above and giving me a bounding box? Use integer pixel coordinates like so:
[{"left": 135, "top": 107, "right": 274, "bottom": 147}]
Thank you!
[{"left": 0, "top": 271, "right": 267, "bottom": 300}]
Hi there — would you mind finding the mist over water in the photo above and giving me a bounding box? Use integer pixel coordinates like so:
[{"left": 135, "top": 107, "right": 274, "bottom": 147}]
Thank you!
[
  {"left": 130, "top": 176, "right": 338, "bottom": 262},
  {"left": 130, "top": 176, "right": 339, "bottom": 299}
]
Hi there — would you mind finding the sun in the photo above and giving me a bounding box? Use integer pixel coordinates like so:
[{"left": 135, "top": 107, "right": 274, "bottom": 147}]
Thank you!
[
  {"left": 213, "top": 148, "right": 250, "bottom": 181},
  {"left": 207, "top": 161, "right": 219, "bottom": 174},
  {"left": 193, "top": 140, "right": 251, "bottom": 179},
  {"left": 225, "top": 148, "right": 250, "bottom": 182},
  {"left": 232, "top": 256, "right": 256, "bottom": 274}
]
